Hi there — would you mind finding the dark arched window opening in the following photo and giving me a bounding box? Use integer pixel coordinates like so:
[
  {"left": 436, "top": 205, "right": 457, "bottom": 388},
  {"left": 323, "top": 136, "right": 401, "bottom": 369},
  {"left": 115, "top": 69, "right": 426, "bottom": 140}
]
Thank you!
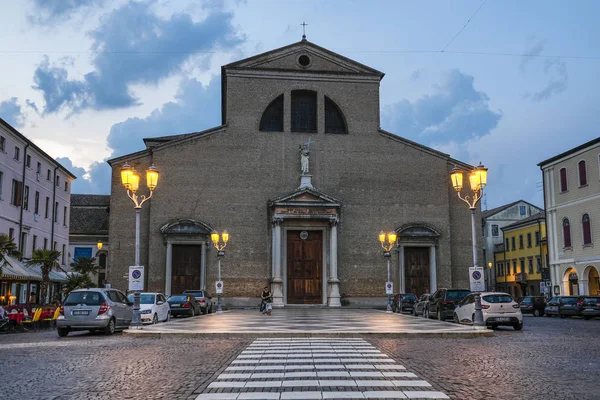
[
  {"left": 99, "top": 253, "right": 107, "bottom": 268},
  {"left": 291, "top": 90, "right": 317, "bottom": 133},
  {"left": 325, "top": 96, "right": 347, "bottom": 134},
  {"left": 259, "top": 94, "right": 284, "bottom": 132},
  {"left": 578, "top": 160, "right": 587, "bottom": 186},
  {"left": 563, "top": 218, "right": 572, "bottom": 248},
  {"left": 582, "top": 214, "right": 592, "bottom": 245},
  {"left": 559, "top": 167, "right": 568, "bottom": 192}
]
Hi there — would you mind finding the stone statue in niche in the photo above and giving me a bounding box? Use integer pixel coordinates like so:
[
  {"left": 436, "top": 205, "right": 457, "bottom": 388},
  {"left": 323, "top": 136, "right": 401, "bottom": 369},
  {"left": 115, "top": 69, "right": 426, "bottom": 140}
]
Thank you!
[{"left": 298, "top": 138, "right": 312, "bottom": 175}]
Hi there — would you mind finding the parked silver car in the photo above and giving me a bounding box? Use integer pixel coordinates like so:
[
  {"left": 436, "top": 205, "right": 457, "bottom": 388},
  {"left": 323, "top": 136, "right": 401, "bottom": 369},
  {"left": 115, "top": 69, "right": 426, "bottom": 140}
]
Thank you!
[{"left": 57, "top": 288, "right": 133, "bottom": 337}]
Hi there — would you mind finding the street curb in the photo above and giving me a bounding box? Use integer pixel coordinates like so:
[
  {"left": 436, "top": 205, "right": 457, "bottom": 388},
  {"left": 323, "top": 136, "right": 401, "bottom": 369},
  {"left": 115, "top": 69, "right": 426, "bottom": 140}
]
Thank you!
[{"left": 122, "top": 330, "right": 494, "bottom": 339}]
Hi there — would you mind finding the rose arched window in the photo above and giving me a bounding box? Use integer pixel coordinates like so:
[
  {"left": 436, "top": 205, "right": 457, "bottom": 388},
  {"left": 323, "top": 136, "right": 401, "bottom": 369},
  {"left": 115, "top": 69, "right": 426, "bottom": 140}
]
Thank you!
[
  {"left": 582, "top": 214, "right": 592, "bottom": 245},
  {"left": 563, "top": 218, "right": 572, "bottom": 248}
]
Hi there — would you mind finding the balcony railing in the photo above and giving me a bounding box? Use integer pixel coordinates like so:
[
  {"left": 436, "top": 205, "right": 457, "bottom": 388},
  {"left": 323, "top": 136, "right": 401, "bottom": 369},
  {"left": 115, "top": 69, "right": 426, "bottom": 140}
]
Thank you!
[{"left": 515, "top": 272, "right": 527, "bottom": 283}]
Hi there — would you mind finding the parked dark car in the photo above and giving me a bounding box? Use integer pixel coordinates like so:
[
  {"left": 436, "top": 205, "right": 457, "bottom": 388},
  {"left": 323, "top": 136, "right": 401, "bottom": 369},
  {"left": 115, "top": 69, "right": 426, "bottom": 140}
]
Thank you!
[
  {"left": 167, "top": 294, "right": 201, "bottom": 317},
  {"left": 182, "top": 290, "right": 214, "bottom": 314},
  {"left": 392, "top": 293, "right": 418, "bottom": 313},
  {"left": 412, "top": 294, "right": 430, "bottom": 317},
  {"left": 545, "top": 296, "right": 581, "bottom": 317},
  {"left": 427, "top": 289, "right": 471, "bottom": 320},
  {"left": 519, "top": 296, "right": 546, "bottom": 316},
  {"left": 579, "top": 296, "right": 600, "bottom": 320}
]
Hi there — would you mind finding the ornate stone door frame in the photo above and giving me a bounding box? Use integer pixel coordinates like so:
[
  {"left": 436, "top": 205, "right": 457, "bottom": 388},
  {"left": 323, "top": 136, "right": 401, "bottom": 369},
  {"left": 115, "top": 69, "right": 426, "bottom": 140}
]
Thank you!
[
  {"left": 396, "top": 224, "right": 441, "bottom": 294},
  {"left": 269, "top": 187, "right": 342, "bottom": 308},
  {"left": 160, "top": 219, "right": 213, "bottom": 297}
]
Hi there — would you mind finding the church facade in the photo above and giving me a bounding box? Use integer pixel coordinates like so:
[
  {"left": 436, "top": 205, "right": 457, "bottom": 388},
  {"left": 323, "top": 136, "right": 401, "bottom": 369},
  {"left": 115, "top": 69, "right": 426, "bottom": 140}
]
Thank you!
[{"left": 107, "top": 39, "right": 481, "bottom": 307}]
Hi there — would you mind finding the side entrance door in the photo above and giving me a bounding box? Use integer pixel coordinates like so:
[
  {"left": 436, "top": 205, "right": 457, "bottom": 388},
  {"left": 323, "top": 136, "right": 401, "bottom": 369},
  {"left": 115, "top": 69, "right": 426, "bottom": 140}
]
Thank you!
[
  {"left": 404, "top": 247, "right": 430, "bottom": 297},
  {"left": 287, "top": 230, "right": 323, "bottom": 304},
  {"left": 171, "top": 245, "right": 202, "bottom": 295}
]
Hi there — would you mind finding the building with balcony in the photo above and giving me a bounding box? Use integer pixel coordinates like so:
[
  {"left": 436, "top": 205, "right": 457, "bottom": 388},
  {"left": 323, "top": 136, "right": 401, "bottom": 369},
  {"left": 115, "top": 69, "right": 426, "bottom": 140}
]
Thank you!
[
  {"left": 539, "top": 137, "right": 600, "bottom": 296},
  {"left": 494, "top": 212, "right": 548, "bottom": 298},
  {"left": 0, "top": 117, "right": 76, "bottom": 304},
  {"left": 482, "top": 200, "right": 543, "bottom": 290}
]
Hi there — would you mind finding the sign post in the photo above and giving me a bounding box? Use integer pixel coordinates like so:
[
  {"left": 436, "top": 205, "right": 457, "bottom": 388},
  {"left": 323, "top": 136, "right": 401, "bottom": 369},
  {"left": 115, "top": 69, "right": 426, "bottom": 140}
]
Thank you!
[
  {"left": 215, "top": 280, "right": 223, "bottom": 294},
  {"left": 385, "top": 282, "right": 393, "bottom": 295},
  {"left": 469, "top": 267, "right": 485, "bottom": 292},
  {"left": 128, "top": 266, "right": 145, "bottom": 291}
]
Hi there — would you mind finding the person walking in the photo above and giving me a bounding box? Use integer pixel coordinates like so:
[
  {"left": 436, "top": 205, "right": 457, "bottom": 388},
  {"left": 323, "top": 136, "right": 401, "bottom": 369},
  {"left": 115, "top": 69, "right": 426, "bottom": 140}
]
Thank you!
[{"left": 261, "top": 286, "right": 273, "bottom": 315}]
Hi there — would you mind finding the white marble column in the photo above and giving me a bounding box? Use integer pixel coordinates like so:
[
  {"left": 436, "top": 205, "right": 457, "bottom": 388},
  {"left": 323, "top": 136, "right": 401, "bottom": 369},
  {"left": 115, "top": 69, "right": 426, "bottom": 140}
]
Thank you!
[
  {"left": 328, "top": 219, "right": 341, "bottom": 307},
  {"left": 399, "top": 245, "right": 406, "bottom": 293},
  {"left": 200, "top": 242, "right": 207, "bottom": 291},
  {"left": 429, "top": 245, "right": 437, "bottom": 293},
  {"left": 271, "top": 218, "right": 284, "bottom": 307},
  {"left": 579, "top": 279, "right": 589, "bottom": 296},
  {"left": 165, "top": 241, "right": 172, "bottom": 297}
]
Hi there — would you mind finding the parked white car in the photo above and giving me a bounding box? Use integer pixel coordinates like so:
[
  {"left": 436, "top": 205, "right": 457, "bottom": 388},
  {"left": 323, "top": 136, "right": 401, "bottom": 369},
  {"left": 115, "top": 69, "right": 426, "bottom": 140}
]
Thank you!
[
  {"left": 453, "top": 292, "right": 523, "bottom": 330},
  {"left": 127, "top": 293, "right": 171, "bottom": 324}
]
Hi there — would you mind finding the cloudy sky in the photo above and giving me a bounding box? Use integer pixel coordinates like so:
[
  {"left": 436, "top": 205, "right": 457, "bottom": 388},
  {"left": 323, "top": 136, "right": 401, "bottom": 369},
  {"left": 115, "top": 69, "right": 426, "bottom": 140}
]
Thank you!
[{"left": 0, "top": 0, "right": 598, "bottom": 209}]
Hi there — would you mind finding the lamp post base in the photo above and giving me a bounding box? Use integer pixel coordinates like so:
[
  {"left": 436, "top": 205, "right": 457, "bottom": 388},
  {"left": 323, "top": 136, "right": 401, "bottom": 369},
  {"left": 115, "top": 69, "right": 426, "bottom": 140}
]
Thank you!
[
  {"left": 216, "top": 295, "right": 223, "bottom": 312},
  {"left": 386, "top": 295, "right": 393, "bottom": 313},
  {"left": 473, "top": 293, "right": 486, "bottom": 329},
  {"left": 130, "top": 291, "right": 142, "bottom": 330}
]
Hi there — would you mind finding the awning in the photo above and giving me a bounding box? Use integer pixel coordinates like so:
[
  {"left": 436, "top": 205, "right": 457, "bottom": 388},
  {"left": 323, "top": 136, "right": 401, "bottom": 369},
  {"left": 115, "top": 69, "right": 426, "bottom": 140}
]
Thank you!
[
  {"left": 27, "top": 265, "right": 69, "bottom": 283},
  {"left": 0, "top": 256, "right": 42, "bottom": 281}
]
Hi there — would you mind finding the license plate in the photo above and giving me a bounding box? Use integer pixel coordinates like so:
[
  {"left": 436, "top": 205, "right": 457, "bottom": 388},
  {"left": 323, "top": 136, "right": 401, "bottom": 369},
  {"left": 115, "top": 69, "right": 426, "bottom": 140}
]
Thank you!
[
  {"left": 73, "top": 310, "right": 89, "bottom": 316},
  {"left": 496, "top": 317, "right": 510, "bottom": 321},
  {"left": 170, "top": 304, "right": 180, "bottom": 307},
  {"left": 585, "top": 308, "right": 595, "bottom": 312}
]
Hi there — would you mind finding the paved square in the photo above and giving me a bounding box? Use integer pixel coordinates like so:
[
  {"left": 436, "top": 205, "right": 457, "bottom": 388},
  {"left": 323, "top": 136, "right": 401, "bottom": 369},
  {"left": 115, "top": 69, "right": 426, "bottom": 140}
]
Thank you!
[{"left": 196, "top": 338, "right": 449, "bottom": 399}]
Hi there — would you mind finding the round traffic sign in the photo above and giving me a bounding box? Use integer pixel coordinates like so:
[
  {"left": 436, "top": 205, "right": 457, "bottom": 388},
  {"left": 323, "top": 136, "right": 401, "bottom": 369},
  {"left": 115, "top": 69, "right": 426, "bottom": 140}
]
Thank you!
[
  {"left": 132, "top": 269, "right": 142, "bottom": 279},
  {"left": 472, "top": 270, "right": 482, "bottom": 280}
]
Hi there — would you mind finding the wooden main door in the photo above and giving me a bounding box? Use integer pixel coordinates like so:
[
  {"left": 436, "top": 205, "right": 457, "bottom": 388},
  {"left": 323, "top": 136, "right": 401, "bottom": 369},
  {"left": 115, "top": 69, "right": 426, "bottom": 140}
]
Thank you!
[
  {"left": 287, "top": 230, "right": 323, "bottom": 304},
  {"left": 404, "top": 247, "right": 430, "bottom": 297},
  {"left": 171, "top": 245, "right": 201, "bottom": 295}
]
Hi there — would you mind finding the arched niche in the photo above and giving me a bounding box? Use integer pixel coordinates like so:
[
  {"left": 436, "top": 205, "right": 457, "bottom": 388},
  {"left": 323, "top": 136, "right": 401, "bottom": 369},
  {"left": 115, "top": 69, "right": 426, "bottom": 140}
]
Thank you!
[
  {"left": 325, "top": 96, "right": 347, "bottom": 134},
  {"left": 259, "top": 94, "right": 284, "bottom": 132}
]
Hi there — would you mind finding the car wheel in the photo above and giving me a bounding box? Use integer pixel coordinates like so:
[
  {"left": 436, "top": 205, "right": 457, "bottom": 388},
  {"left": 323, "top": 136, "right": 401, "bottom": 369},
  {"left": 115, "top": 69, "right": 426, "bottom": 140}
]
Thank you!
[
  {"left": 584, "top": 316, "right": 591, "bottom": 320},
  {"left": 104, "top": 318, "right": 116, "bottom": 335},
  {"left": 546, "top": 313, "right": 552, "bottom": 317},
  {"left": 533, "top": 309, "right": 541, "bottom": 317},
  {"left": 57, "top": 328, "right": 69, "bottom": 337},
  {"left": 152, "top": 314, "right": 158, "bottom": 324},
  {"left": 514, "top": 322, "right": 523, "bottom": 331},
  {"left": 453, "top": 313, "right": 459, "bottom": 324}
]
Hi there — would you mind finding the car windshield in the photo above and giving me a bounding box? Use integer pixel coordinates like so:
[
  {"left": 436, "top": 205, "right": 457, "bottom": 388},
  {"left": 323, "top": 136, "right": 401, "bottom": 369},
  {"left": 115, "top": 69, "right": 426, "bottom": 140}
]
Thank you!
[
  {"left": 168, "top": 296, "right": 187, "bottom": 302},
  {"left": 583, "top": 297, "right": 600, "bottom": 303},
  {"left": 563, "top": 297, "right": 578, "bottom": 304},
  {"left": 65, "top": 291, "right": 104, "bottom": 306},
  {"left": 403, "top": 294, "right": 417, "bottom": 300},
  {"left": 127, "top": 294, "right": 155, "bottom": 304},
  {"left": 446, "top": 291, "right": 470, "bottom": 301},
  {"left": 185, "top": 291, "right": 203, "bottom": 297},
  {"left": 520, "top": 298, "right": 532, "bottom": 303},
  {"left": 483, "top": 294, "right": 513, "bottom": 303}
]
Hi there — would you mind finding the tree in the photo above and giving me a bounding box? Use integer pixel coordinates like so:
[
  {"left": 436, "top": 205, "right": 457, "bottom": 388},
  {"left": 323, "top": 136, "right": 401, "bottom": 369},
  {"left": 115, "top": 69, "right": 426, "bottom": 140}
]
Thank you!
[
  {"left": 26, "top": 249, "right": 61, "bottom": 304},
  {"left": 0, "top": 233, "right": 20, "bottom": 277},
  {"left": 70, "top": 256, "right": 99, "bottom": 275},
  {"left": 64, "top": 273, "right": 95, "bottom": 293}
]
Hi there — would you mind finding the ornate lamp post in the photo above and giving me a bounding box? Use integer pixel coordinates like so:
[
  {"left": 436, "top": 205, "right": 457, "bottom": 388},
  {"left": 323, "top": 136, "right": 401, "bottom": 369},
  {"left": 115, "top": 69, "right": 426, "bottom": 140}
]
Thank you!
[
  {"left": 450, "top": 162, "right": 488, "bottom": 329},
  {"left": 379, "top": 231, "right": 397, "bottom": 313},
  {"left": 120, "top": 162, "right": 159, "bottom": 328},
  {"left": 97, "top": 241, "right": 103, "bottom": 251},
  {"left": 211, "top": 230, "right": 229, "bottom": 312}
]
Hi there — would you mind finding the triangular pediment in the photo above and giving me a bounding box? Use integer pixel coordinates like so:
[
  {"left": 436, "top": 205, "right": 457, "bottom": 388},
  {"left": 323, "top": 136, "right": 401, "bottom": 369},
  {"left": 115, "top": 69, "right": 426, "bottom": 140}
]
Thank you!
[
  {"left": 269, "top": 187, "right": 341, "bottom": 208},
  {"left": 225, "top": 40, "right": 384, "bottom": 78}
]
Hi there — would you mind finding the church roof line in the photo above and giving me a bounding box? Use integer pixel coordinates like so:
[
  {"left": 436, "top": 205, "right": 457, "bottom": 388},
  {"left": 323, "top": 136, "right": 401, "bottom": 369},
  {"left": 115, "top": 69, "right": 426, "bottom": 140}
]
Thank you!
[
  {"left": 224, "top": 40, "right": 385, "bottom": 78},
  {"left": 107, "top": 125, "right": 227, "bottom": 166},
  {"left": 378, "top": 129, "right": 474, "bottom": 169}
]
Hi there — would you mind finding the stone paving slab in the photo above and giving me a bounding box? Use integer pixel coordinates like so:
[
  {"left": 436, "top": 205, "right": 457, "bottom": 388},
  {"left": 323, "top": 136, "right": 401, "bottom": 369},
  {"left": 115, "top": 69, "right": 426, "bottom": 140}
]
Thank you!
[{"left": 123, "top": 309, "right": 492, "bottom": 338}]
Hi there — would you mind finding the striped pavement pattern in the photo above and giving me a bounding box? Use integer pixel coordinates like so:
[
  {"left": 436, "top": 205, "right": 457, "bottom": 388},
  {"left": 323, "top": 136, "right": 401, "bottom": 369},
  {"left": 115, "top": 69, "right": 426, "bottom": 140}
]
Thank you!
[{"left": 196, "top": 338, "right": 449, "bottom": 399}]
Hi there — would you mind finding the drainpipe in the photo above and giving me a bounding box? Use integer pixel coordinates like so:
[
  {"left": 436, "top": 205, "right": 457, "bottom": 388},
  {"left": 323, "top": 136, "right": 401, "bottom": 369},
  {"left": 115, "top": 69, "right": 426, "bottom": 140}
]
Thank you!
[
  {"left": 50, "top": 165, "right": 59, "bottom": 250},
  {"left": 538, "top": 219, "right": 544, "bottom": 296},
  {"left": 503, "top": 233, "right": 508, "bottom": 294},
  {"left": 18, "top": 143, "right": 30, "bottom": 258}
]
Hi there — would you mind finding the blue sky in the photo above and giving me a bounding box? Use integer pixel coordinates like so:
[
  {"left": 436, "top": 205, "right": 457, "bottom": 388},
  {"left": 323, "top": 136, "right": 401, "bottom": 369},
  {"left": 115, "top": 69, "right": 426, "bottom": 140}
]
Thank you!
[{"left": 0, "top": 0, "right": 598, "bottom": 209}]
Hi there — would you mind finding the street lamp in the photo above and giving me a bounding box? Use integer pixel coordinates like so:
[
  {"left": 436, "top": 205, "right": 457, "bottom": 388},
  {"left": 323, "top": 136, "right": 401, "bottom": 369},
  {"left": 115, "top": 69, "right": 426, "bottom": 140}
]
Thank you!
[
  {"left": 379, "top": 231, "right": 397, "bottom": 313},
  {"left": 97, "top": 241, "right": 103, "bottom": 251},
  {"left": 211, "top": 230, "right": 229, "bottom": 312},
  {"left": 450, "top": 162, "right": 487, "bottom": 329},
  {"left": 120, "top": 162, "right": 159, "bottom": 328}
]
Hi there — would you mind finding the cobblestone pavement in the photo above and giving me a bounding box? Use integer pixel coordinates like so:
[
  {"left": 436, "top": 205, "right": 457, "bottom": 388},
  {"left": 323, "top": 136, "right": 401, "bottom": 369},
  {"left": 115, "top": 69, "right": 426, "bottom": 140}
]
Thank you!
[{"left": 0, "top": 315, "right": 599, "bottom": 399}]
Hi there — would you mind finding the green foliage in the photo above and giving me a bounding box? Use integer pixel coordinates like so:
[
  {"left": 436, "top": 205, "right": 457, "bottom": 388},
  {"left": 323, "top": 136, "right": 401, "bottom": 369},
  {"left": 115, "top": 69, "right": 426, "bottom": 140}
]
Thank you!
[
  {"left": 70, "top": 256, "right": 99, "bottom": 275},
  {"left": 0, "top": 233, "right": 21, "bottom": 277},
  {"left": 65, "top": 273, "right": 96, "bottom": 293},
  {"left": 26, "top": 248, "right": 62, "bottom": 304}
]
